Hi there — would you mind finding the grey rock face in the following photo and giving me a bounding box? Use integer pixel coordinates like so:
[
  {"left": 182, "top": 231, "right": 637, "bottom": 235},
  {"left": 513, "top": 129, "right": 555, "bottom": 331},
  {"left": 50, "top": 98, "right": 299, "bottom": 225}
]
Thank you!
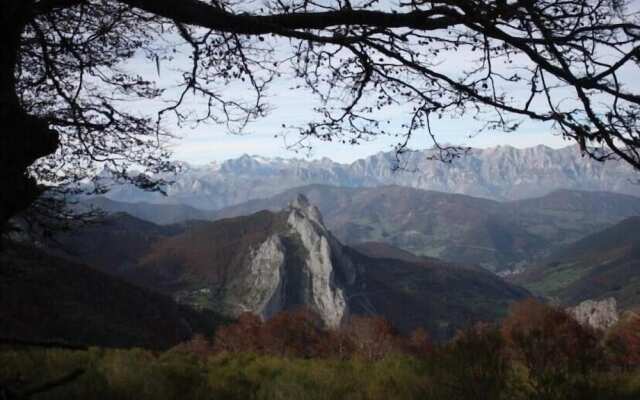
[
  {"left": 103, "top": 145, "right": 639, "bottom": 210},
  {"left": 286, "top": 197, "right": 348, "bottom": 327},
  {"left": 228, "top": 234, "right": 287, "bottom": 318},
  {"left": 568, "top": 298, "right": 619, "bottom": 330},
  {"left": 226, "top": 194, "right": 350, "bottom": 327}
]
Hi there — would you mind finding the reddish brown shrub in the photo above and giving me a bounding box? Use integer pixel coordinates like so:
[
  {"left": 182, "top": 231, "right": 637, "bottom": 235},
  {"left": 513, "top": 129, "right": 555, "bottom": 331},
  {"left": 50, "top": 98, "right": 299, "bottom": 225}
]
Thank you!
[
  {"left": 259, "top": 308, "right": 326, "bottom": 358},
  {"left": 208, "top": 310, "right": 432, "bottom": 361},
  {"left": 213, "top": 312, "right": 264, "bottom": 353},
  {"left": 405, "top": 327, "right": 433, "bottom": 358},
  {"left": 438, "top": 323, "right": 509, "bottom": 400},
  {"left": 343, "top": 315, "right": 400, "bottom": 361},
  {"left": 501, "top": 299, "right": 603, "bottom": 398},
  {"left": 605, "top": 312, "right": 640, "bottom": 369},
  {"left": 174, "top": 334, "right": 214, "bottom": 359}
]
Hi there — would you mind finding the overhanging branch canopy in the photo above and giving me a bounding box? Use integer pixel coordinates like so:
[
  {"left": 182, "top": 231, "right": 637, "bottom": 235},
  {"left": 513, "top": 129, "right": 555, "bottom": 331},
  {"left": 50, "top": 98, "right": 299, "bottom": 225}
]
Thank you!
[
  {"left": 112, "top": 0, "right": 640, "bottom": 166},
  {"left": 3, "top": 0, "right": 640, "bottom": 230}
]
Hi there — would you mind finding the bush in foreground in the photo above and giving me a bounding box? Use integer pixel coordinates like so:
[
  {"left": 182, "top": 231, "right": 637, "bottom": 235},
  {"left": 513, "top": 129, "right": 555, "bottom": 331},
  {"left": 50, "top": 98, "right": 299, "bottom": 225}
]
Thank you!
[{"left": 2, "top": 301, "right": 640, "bottom": 399}]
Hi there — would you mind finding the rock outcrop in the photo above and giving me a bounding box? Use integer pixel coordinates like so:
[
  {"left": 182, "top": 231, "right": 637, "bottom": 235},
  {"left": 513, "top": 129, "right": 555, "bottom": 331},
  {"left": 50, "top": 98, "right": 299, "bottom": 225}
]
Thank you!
[
  {"left": 286, "top": 194, "right": 349, "bottom": 327},
  {"left": 568, "top": 298, "right": 619, "bottom": 330},
  {"left": 227, "top": 194, "right": 350, "bottom": 327},
  {"left": 229, "top": 234, "right": 286, "bottom": 318},
  {"left": 56, "top": 196, "right": 531, "bottom": 339},
  {"left": 226, "top": 194, "right": 529, "bottom": 336}
]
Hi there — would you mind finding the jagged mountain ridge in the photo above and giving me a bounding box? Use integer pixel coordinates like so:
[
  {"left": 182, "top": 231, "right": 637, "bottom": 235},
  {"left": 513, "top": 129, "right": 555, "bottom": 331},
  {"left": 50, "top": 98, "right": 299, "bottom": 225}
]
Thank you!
[
  {"left": 55, "top": 196, "right": 529, "bottom": 339},
  {"left": 103, "top": 145, "right": 639, "bottom": 210}
]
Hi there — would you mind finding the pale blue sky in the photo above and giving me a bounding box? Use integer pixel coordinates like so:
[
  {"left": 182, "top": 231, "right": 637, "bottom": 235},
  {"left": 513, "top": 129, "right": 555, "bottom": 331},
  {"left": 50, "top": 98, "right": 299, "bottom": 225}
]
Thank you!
[
  {"left": 124, "top": 17, "right": 627, "bottom": 165},
  {"left": 141, "top": 57, "right": 571, "bottom": 164},
  {"left": 167, "top": 104, "right": 571, "bottom": 164}
]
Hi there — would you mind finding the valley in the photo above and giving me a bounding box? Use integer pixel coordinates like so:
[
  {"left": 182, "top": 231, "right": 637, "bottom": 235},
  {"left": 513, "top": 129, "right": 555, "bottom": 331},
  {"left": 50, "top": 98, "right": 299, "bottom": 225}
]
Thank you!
[
  {"left": 4, "top": 145, "right": 640, "bottom": 399},
  {"left": 56, "top": 195, "right": 530, "bottom": 340},
  {"left": 51, "top": 146, "right": 640, "bottom": 338},
  {"left": 4, "top": 2, "right": 640, "bottom": 396},
  {"left": 87, "top": 185, "right": 640, "bottom": 273}
]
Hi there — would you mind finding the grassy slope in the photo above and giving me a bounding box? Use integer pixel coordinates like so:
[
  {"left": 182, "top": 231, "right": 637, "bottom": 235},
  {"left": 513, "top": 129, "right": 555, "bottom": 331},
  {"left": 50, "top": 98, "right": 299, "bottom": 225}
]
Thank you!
[
  {"left": 513, "top": 217, "right": 640, "bottom": 308},
  {"left": 137, "top": 210, "right": 288, "bottom": 288}
]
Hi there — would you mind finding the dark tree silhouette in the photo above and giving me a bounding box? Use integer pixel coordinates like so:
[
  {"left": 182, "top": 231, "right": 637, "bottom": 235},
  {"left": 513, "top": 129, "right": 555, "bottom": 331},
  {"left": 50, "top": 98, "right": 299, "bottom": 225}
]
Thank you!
[{"left": 2, "top": 0, "right": 640, "bottom": 230}]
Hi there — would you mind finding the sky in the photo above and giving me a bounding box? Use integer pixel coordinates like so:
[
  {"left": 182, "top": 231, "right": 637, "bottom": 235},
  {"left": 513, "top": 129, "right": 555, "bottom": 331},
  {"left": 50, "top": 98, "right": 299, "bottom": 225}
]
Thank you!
[
  {"left": 121, "top": 2, "right": 634, "bottom": 166},
  {"left": 146, "top": 58, "right": 572, "bottom": 165},
  {"left": 167, "top": 100, "right": 571, "bottom": 165}
]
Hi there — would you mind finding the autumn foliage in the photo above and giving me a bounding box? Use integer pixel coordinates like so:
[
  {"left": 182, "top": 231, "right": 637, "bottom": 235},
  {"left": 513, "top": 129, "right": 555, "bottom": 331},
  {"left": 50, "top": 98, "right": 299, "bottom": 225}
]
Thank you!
[
  {"left": 173, "top": 299, "right": 640, "bottom": 400},
  {"left": 502, "top": 299, "right": 602, "bottom": 373},
  {"left": 176, "top": 308, "right": 431, "bottom": 361},
  {"left": 501, "top": 299, "right": 604, "bottom": 399},
  {"left": 178, "top": 300, "right": 626, "bottom": 377},
  {"left": 605, "top": 312, "right": 640, "bottom": 370},
  {"left": 6, "top": 300, "right": 640, "bottom": 400}
]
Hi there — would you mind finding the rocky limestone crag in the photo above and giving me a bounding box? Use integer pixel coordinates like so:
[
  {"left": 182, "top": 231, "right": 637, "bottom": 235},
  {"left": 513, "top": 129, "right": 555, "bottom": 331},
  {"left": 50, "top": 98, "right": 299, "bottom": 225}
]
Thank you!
[
  {"left": 53, "top": 195, "right": 532, "bottom": 340},
  {"left": 226, "top": 194, "right": 350, "bottom": 328},
  {"left": 228, "top": 234, "right": 286, "bottom": 318},
  {"left": 568, "top": 298, "right": 619, "bottom": 330},
  {"left": 286, "top": 194, "right": 351, "bottom": 327}
]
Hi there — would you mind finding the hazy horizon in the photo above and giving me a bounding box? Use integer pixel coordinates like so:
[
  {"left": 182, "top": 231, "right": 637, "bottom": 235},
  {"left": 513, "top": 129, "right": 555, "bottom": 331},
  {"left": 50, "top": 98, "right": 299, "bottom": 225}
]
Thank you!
[{"left": 168, "top": 129, "right": 575, "bottom": 165}]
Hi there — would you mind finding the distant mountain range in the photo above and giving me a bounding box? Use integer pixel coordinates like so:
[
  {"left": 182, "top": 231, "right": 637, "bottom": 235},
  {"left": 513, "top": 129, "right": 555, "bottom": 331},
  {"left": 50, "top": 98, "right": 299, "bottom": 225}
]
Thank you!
[
  {"left": 86, "top": 186, "right": 640, "bottom": 272},
  {"left": 101, "top": 145, "right": 639, "bottom": 211},
  {"left": 56, "top": 196, "right": 529, "bottom": 339}
]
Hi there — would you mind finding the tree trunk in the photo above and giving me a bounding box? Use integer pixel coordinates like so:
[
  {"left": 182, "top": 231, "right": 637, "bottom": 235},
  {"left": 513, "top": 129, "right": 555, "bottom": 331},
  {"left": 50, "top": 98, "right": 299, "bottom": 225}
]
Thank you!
[{"left": 0, "top": 1, "right": 60, "bottom": 233}]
